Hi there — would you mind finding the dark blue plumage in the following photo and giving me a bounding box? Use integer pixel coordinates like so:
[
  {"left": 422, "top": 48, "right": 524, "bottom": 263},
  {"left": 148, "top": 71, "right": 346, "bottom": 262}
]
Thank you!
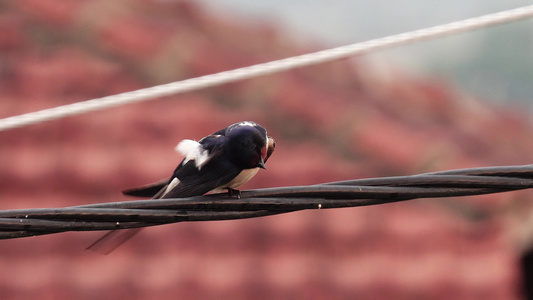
[{"left": 87, "top": 121, "right": 275, "bottom": 254}]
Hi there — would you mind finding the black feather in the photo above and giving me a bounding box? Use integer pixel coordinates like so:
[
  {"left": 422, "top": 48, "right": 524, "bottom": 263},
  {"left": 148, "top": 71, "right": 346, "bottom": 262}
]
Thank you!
[
  {"left": 87, "top": 121, "right": 273, "bottom": 254},
  {"left": 121, "top": 178, "right": 170, "bottom": 198}
]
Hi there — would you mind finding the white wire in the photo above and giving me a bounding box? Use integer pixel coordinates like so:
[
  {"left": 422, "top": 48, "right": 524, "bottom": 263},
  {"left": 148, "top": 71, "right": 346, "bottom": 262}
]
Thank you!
[{"left": 1, "top": 5, "right": 533, "bottom": 131}]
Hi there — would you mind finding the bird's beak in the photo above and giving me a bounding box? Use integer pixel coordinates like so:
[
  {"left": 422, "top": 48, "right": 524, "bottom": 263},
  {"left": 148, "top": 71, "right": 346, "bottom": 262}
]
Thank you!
[{"left": 258, "top": 157, "right": 266, "bottom": 170}]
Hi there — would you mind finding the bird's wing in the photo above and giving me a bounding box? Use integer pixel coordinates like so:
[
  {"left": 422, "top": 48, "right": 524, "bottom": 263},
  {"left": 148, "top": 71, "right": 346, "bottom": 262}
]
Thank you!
[
  {"left": 87, "top": 134, "right": 241, "bottom": 254},
  {"left": 87, "top": 162, "right": 241, "bottom": 254},
  {"left": 119, "top": 160, "right": 240, "bottom": 199},
  {"left": 121, "top": 133, "right": 228, "bottom": 198},
  {"left": 162, "top": 158, "right": 241, "bottom": 199}
]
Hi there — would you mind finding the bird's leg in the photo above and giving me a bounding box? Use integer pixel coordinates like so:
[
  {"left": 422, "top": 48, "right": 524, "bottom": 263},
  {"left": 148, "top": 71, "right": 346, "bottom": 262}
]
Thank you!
[{"left": 227, "top": 188, "right": 241, "bottom": 199}]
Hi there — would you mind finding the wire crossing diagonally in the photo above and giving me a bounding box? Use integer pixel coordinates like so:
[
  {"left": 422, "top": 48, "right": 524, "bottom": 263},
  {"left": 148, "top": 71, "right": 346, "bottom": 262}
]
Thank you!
[{"left": 0, "top": 5, "right": 532, "bottom": 131}]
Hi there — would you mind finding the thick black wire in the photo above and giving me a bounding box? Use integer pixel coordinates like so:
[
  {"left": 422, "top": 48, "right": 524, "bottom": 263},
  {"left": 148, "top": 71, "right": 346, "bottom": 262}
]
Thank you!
[{"left": 1, "top": 164, "right": 532, "bottom": 239}]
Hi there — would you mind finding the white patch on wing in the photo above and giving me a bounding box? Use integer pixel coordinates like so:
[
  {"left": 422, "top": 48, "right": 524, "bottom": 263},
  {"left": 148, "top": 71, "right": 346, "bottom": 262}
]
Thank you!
[
  {"left": 175, "top": 139, "right": 210, "bottom": 169},
  {"left": 161, "top": 177, "right": 180, "bottom": 198}
]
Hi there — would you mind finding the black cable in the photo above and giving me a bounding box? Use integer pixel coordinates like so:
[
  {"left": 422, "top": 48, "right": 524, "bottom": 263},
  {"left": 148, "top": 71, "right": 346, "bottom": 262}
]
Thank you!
[{"left": 1, "top": 164, "right": 531, "bottom": 239}]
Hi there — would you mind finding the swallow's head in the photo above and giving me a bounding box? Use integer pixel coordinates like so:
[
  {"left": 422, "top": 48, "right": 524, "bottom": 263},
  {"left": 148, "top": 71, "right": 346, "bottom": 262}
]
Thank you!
[{"left": 225, "top": 121, "right": 273, "bottom": 170}]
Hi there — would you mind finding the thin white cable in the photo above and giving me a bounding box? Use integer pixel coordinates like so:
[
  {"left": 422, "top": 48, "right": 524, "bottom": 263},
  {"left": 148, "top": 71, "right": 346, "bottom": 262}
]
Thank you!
[{"left": 1, "top": 5, "right": 533, "bottom": 131}]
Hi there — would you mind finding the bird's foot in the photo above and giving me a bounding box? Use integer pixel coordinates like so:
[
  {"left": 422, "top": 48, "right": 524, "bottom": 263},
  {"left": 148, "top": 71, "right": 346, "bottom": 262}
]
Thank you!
[{"left": 227, "top": 188, "right": 241, "bottom": 199}]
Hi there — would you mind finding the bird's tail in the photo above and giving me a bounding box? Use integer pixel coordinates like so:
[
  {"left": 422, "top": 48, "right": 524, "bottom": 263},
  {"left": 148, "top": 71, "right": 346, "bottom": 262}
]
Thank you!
[{"left": 86, "top": 228, "right": 142, "bottom": 255}]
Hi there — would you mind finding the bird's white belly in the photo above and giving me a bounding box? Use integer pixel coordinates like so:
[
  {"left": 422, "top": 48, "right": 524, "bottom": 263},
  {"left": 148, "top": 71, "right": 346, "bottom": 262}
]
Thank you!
[{"left": 211, "top": 168, "right": 260, "bottom": 193}]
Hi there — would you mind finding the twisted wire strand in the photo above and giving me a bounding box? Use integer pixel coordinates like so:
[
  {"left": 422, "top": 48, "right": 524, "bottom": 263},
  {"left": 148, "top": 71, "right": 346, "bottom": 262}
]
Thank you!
[
  {"left": 1, "top": 164, "right": 532, "bottom": 239},
  {"left": 1, "top": 5, "right": 533, "bottom": 131}
]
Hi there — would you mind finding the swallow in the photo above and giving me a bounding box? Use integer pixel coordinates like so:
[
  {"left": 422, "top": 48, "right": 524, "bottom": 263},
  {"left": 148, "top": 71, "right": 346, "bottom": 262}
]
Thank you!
[{"left": 87, "top": 121, "right": 275, "bottom": 254}]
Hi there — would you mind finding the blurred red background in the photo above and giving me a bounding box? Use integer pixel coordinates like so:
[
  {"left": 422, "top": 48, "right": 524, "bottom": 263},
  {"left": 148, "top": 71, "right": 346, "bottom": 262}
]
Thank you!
[{"left": 1, "top": 1, "right": 533, "bottom": 299}]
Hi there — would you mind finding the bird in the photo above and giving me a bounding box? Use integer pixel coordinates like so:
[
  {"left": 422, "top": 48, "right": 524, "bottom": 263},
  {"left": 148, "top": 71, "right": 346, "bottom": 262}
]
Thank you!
[{"left": 87, "top": 121, "right": 275, "bottom": 254}]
